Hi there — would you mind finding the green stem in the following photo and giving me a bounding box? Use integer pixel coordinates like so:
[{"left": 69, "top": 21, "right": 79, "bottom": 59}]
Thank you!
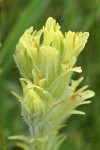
[
  {"left": 0, "top": 120, "right": 6, "bottom": 150},
  {"left": 29, "top": 125, "right": 35, "bottom": 138}
]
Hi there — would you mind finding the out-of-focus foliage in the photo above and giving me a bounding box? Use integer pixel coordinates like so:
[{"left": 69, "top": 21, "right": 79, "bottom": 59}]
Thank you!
[{"left": 0, "top": 0, "right": 100, "bottom": 150}]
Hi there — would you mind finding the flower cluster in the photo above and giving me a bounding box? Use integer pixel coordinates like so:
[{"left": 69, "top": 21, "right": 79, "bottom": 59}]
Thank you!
[{"left": 11, "top": 17, "right": 94, "bottom": 150}]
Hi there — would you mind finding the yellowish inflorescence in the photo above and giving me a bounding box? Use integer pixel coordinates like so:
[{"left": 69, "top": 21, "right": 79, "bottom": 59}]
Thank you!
[{"left": 10, "top": 17, "right": 95, "bottom": 150}]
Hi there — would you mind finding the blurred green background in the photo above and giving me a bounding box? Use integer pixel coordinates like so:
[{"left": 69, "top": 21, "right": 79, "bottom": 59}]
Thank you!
[{"left": 0, "top": 0, "right": 100, "bottom": 149}]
